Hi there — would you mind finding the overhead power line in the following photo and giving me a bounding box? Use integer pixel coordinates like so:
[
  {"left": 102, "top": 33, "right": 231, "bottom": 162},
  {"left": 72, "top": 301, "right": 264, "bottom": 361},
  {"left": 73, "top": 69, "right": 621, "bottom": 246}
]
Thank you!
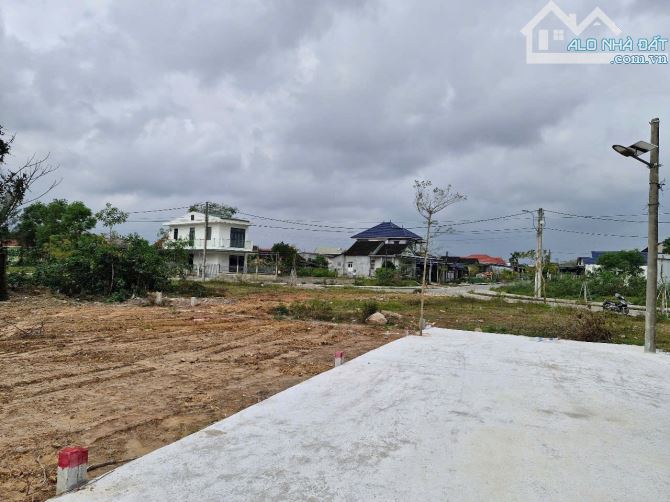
[
  {"left": 444, "top": 212, "right": 529, "bottom": 226},
  {"left": 545, "top": 227, "right": 645, "bottom": 239},
  {"left": 544, "top": 209, "right": 670, "bottom": 224},
  {"left": 126, "top": 205, "right": 191, "bottom": 214},
  {"left": 237, "top": 210, "right": 529, "bottom": 230}
]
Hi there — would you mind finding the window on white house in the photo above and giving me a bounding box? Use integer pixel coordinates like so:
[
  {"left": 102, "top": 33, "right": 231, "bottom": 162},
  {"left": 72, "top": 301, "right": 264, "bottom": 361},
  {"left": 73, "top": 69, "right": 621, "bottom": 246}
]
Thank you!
[
  {"left": 189, "top": 227, "right": 195, "bottom": 243},
  {"left": 206, "top": 227, "right": 212, "bottom": 240},
  {"left": 173, "top": 228, "right": 178, "bottom": 239},
  {"left": 347, "top": 262, "right": 353, "bottom": 269},
  {"left": 230, "top": 228, "right": 246, "bottom": 248},
  {"left": 190, "top": 214, "right": 195, "bottom": 221},
  {"left": 553, "top": 29, "right": 564, "bottom": 41}
]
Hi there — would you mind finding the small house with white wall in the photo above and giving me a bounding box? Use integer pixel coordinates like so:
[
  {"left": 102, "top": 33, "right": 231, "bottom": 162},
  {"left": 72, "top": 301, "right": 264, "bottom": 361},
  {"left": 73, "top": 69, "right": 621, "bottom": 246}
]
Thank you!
[
  {"left": 329, "top": 222, "right": 424, "bottom": 277},
  {"left": 164, "top": 211, "right": 254, "bottom": 276}
]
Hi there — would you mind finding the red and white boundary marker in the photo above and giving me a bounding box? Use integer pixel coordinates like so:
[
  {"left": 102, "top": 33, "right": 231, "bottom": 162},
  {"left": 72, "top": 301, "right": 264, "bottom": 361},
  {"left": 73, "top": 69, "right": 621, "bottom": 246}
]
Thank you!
[
  {"left": 334, "top": 351, "right": 345, "bottom": 367},
  {"left": 56, "top": 446, "right": 88, "bottom": 495}
]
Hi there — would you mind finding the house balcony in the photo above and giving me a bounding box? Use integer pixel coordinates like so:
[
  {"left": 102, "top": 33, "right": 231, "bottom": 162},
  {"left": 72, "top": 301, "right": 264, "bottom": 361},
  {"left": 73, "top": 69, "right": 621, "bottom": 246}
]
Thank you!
[{"left": 174, "top": 238, "right": 253, "bottom": 252}]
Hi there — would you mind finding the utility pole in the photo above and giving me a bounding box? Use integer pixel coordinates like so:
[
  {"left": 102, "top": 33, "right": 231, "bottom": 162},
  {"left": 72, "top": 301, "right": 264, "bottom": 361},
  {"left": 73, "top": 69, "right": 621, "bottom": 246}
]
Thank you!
[
  {"left": 645, "top": 118, "right": 660, "bottom": 353},
  {"left": 534, "top": 207, "right": 544, "bottom": 299},
  {"left": 202, "top": 201, "right": 209, "bottom": 280}
]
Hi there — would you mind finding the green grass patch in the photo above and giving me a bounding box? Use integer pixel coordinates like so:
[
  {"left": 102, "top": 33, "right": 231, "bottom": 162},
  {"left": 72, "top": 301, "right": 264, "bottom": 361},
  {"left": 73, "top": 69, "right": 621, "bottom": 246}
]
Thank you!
[{"left": 178, "top": 279, "right": 669, "bottom": 351}]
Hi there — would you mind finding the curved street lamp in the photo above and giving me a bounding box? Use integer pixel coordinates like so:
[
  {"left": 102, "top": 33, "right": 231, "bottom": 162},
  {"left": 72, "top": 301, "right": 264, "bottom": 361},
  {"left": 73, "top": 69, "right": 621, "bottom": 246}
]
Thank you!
[
  {"left": 612, "top": 140, "right": 657, "bottom": 167},
  {"left": 612, "top": 119, "right": 660, "bottom": 353}
]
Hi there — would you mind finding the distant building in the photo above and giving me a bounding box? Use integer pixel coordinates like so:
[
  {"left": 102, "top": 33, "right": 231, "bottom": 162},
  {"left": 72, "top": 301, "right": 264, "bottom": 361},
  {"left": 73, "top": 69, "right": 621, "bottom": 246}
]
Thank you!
[
  {"left": 315, "top": 247, "right": 345, "bottom": 257},
  {"left": 576, "top": 251, "right": 615, "bottom": 274},
  {"left": 329, "top": 221, "right": 433, "bottom": 278},
  {"left": 164, "top": 211, "right": 254, "bottom": 276},
  {"left": 443, "top": 256, "right": 479, "bottom": 281},
  {"left": 299, "top": 247, "right": 344, "bottom": 262},
  {"left": 461, "top": 254, "right": 511, "bottom": 274}
]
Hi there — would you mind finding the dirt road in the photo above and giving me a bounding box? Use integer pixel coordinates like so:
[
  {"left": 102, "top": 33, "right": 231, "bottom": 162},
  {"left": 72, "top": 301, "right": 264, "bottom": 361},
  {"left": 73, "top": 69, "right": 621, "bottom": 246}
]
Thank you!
[{"left": 0, "top": 292, "right": 401, "bottom": 501}]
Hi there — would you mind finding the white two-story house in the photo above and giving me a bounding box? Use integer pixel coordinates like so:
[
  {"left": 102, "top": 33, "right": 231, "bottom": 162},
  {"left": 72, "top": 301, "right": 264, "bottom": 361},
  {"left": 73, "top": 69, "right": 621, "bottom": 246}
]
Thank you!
[{"left": 164, "top": 212, "right": 253, "bottom": 276}]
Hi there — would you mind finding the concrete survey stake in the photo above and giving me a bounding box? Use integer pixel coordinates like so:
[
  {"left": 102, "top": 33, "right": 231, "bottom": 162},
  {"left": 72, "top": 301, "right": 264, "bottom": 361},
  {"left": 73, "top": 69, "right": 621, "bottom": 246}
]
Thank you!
[{"left": 56, "top": 447, "right": 88, "bottom": 495}]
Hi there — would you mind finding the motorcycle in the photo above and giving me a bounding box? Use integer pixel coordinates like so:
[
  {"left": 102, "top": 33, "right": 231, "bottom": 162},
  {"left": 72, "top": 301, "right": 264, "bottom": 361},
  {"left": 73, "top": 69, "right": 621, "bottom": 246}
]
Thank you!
[{"left": 602, "top": 293, "right": 629, "bottom": 315}]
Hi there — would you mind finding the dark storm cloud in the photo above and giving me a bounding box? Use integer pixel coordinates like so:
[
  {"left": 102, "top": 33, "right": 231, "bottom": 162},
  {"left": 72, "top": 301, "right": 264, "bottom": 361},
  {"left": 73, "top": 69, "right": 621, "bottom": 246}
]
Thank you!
[{"left": 1, "top": 0, "right": 670, "bottom": 257}]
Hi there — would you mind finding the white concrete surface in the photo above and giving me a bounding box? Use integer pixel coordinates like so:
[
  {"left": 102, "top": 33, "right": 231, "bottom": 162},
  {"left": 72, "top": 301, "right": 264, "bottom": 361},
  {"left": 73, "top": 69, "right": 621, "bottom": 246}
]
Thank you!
[{"left": 52, "top": 329, "right": 670, "bottom": 502}]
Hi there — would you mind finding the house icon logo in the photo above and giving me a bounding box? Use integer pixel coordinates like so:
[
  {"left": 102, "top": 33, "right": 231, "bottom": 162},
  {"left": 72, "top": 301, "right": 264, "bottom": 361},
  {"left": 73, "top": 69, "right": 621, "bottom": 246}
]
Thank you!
[{"left": 521, "top": 1, "right": 622, "bottom": 64}]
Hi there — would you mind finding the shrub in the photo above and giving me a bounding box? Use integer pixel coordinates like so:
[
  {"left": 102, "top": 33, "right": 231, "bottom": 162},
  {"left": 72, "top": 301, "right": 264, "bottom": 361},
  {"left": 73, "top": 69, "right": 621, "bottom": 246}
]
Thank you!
[
  {"left": 34, "top": 233, "right": 190, "bottom": 297},
  {"left": 360, "top": 300, "right": 379, "bottom": 322},
  {"left": 497, "top": 270, "right": 517, "bottom": 282},
  {"left": 7, "top": 270, "right": 34, "bottom": 289},
  {"left": 108, "top": 290, "right": 131, "bottom": 303},
  {"left": 496, "top": 271, "right": 647, "bottom": 306},
  {"left": 169, "top": 280, "right": 209, "bottom": 298},
  {"left": 272, "top": 304, "right": 290, "bottom": 317},
  {"left": 297, "top": 267, "right": 337, "bottom": 278},
  {"left": 562, "top": 311, "right": 613, "bottom": 343},
  {"left": 374, "top": 267, "right": 403, "bottom": 286},
  {"left": 289, "top": 300, "right": 336, "bottom": 321}
]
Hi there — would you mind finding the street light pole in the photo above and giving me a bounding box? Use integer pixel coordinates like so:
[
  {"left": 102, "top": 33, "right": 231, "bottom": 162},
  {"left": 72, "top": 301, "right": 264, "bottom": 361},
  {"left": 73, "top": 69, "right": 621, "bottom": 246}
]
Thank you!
[
  {"left": 612, "top": 119, "right": 661, "bottom": 353},
  {"left": 645, "top": 118, "right": 660, "bottom": 353}
]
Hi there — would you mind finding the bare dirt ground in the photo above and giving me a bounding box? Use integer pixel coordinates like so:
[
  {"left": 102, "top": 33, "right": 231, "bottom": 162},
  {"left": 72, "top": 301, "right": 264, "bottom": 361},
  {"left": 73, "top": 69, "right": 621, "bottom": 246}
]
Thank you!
[{"left": 0, "top": 291, "right": 402, "bottom": 501}]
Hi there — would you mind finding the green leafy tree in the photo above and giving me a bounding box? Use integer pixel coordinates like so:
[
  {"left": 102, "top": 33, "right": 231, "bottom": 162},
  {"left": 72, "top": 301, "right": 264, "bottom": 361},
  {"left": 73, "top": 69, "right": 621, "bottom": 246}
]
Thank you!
[
  {"left": 312, "top": 255, "right": 328, "bottom": 269},
  {"left": 189, "top": 202, "right": 238, "bottom": 219},
  {"left": 16, "top": 199, "right": 96, "bottom": 252},
  {"left": 510, "top": 249, "right": 555, "bottom": 277},
  {"left": 662, "top": 236, "right": 670, "bottom": 254},
  {"left": 509, "top": 250, "right": 535, "bottom": 267},
  {"left": 95, "top": 202, "right": 129, "bottom": 238},
  {"left": 271, "top": 241, "right": 300, "bottom": 272},
  {"left": 35, "top": 233, "right": 190, "bottom": 298},
  {"left": 597, "top": 250, "right": 645, "bottom": 276}
]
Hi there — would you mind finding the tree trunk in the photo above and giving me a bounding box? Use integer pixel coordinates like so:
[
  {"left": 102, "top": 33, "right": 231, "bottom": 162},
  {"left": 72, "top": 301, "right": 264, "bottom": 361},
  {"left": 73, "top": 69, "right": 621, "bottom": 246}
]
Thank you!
[
  {"left": 0, "top": 245, "right": 8, "bottom": 301},
  {"left": 418, "top": 214, "right": 432, "bottom": 335},
  {"left": 109, "top": 259, "right": 115, "bottom": 295}
]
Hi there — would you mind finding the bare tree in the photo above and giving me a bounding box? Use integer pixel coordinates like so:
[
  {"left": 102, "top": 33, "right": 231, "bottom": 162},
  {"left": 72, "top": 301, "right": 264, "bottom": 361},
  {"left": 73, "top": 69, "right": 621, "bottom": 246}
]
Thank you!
[
  {"left": 414, "top": 180, "right": 466, "bottom": 334},
  {"left": 0, "top": 126, "right": 59, "bottom": 300}
]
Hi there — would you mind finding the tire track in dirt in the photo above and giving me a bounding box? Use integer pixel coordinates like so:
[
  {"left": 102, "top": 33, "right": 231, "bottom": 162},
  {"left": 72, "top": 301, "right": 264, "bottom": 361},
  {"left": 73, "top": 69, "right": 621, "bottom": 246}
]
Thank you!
[{"left": 0, "top": 293, "right": 403, "bottom": 502}]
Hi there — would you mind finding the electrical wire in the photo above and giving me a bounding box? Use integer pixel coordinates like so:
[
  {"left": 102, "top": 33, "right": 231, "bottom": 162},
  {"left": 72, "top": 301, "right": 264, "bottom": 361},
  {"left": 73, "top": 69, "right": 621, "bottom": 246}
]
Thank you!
[
  {"left": 544, "top": 209, "right": 670, "bottom": 224},
  {"left": 126, "top": 206, "right": 191, "bottom": 214},
  {"left": 545, "top": 227, "right": 645, "bottom": 239}
]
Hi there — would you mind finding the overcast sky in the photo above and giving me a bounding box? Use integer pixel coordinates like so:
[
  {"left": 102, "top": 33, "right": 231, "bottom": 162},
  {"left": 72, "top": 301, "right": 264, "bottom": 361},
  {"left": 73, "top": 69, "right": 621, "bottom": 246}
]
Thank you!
[{"left": 2, "top": 0, "right": 670, "bottom": 260}]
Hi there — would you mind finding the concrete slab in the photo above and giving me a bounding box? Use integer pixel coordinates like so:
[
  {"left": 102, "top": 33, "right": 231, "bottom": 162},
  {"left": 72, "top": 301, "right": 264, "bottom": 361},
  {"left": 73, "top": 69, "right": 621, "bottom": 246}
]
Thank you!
[{"left": 51, "top": 329, "right": 670, "bottom": 502}]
